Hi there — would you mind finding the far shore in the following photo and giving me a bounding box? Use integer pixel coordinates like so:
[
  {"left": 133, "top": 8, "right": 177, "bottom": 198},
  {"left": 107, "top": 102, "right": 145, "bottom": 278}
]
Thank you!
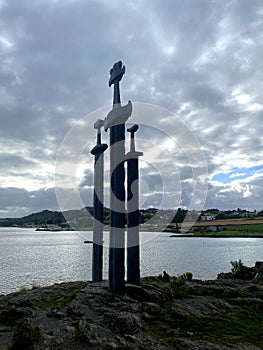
[
  {"left": 2, "top": 225, "right": 263, "bottom": 239},
  {"left": 169, "top": 233, "right": 263, "bottom": 238}
]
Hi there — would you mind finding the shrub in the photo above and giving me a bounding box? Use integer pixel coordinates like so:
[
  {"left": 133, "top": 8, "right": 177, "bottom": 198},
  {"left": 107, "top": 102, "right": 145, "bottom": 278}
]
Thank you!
[
  {"left": 231, "top": 259, "right": 244, "bottom": 276},
  {"left": 169, "top": 277, "right": 187, "bottom": 298},
  {"left": 179, "top": 272, "right": 193, "bottom": 281}
]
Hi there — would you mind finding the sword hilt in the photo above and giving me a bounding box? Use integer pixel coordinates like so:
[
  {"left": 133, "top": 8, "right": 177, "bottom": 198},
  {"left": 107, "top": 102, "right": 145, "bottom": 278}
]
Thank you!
[
  {"left": 94, "top": 119, "right": 104, "bottom": 144},
  {"left": 127, "top": 124, "right": 139, "bottom": 152}
]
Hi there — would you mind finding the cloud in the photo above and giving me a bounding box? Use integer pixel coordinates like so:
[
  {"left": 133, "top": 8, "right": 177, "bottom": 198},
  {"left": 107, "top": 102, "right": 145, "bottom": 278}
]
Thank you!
[
  {"left": 0, "top": 187, "right": 58, "bottom": 217},
  {"left": 229, "top": 172, "right": 246, "bottom": 179},
  {"left": 0, "top": 0, "right": 263, "bottom": 216}
]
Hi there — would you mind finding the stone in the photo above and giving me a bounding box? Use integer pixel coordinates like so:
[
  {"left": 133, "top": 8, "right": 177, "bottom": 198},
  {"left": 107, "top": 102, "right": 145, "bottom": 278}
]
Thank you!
[
  {"left": 254, "top": 272, "right": 263, "bottom": 280},
  {"left": 140, "top": 302, "right": 162, "bottom": 314},
  {"left": 126, "top": 283, "right": 164, "bottom": 302},
  {"left": 1, "top": 278, "right": 263, "bottom": 350},
  {"left": 217, "top": 263, "right": 262, "bottom": 280},
  {"left": 255, "top": 261, "right": 263, "bottom": 271}
]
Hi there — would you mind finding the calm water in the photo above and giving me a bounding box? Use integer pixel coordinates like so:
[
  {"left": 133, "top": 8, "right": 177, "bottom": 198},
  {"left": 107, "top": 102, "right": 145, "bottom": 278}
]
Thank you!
[{"left": 0, "top": 228, "right": 262, "bottom": 295}]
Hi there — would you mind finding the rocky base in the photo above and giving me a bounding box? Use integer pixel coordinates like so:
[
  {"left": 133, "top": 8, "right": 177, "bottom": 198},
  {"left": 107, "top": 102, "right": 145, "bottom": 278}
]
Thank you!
[{"left": 0, "top": 277, "right": 263, "bottom": 350}]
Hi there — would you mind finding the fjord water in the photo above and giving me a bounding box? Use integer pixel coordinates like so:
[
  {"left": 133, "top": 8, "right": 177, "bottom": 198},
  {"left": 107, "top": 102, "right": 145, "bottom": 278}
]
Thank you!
[{"left": 1, "top": 228, "right": 262, "bottom": 295}]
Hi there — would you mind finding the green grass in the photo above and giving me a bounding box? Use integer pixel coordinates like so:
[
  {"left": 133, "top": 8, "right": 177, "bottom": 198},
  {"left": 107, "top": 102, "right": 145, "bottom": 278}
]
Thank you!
[
  {"left": 193, "top": 305, "right": 263, "bottom": 347},
  {"left": 0, "top": 282, "right": 87, "bottom": 326},
  {"left": 227, "top": 223, "right": 263, "bottom": 230},
  {"left": 145, "top": 301, "right": 263, "bottom": 348},
  {"left": 40, "top": 281, "right": 87, "bottom": 310},
  {"left": 223, "top": 223, "right": 263, "bottom": 232},
  {"left": 204, "top": 231, "right": 263, "bottom": 237},
  {"left": 198, "top": 224, "right": 263, "bottom": 237},
  {"left": 144, "top": 279, "right": 263, "bottom": 348}
]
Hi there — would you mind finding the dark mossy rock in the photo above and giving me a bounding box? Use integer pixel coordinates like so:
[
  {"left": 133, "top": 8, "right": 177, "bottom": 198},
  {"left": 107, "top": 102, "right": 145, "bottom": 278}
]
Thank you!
[
  {"left": 218, "top": 262, "right": 263, "bottom": 280},
  {"left": 0, "top": 278, "right": 263, "bottom": 350}
]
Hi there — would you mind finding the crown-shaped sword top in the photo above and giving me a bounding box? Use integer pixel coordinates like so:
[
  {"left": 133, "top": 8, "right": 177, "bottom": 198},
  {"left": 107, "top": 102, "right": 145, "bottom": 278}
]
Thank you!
[
  {"left": 109, "top": 61, "right": 125, "bottom": 87},
  {"left": 109, "top": 60, "right": 125, "bottom": 106}
]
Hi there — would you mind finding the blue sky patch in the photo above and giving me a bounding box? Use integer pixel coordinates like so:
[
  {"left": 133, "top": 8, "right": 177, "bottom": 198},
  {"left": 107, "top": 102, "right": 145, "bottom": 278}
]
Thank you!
[{"left": 212, "top": 165, "right": 263, "bottom": 184}]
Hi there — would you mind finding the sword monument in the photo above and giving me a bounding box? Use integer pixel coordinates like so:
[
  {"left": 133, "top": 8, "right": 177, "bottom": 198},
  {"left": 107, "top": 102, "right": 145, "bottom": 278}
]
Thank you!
[
  {"left": 126, "top": 125, "right": 143, "bottom": 285},
  {"left": 91, "top": 61, "right": 141, "bottom": 293},
  {"left": 91, "top": 119, "right": 108, "bottom": 282},
  {"left": 104, "top": 61, "right": 132, "bottom": 294}
]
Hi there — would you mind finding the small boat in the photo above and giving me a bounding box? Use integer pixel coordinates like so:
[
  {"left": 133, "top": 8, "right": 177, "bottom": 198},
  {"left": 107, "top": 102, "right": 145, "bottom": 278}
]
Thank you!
[
  {"left": 36, "top": 225, "right": 62, "bottom": 232},
  {"left": 84, "top": 240, "right": 93, "bottom": 244}
]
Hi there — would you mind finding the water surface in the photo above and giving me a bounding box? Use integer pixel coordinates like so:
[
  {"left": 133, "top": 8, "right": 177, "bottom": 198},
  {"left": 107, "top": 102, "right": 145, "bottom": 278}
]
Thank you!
[{"left": 0, "top": 228, "right": 262, "bottom": 294}]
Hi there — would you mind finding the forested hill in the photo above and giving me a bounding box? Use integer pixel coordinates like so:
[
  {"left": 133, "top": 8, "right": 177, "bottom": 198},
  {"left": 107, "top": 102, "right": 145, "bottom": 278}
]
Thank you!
[
  {"left": 0, "top": 210, "right": 66, "bottom": 227},
  {"left": 0, "top": 207, "right": 106, "bottom": 227},
  {"left": 0, "top": 207, "right": 190, "bottom": 228}
]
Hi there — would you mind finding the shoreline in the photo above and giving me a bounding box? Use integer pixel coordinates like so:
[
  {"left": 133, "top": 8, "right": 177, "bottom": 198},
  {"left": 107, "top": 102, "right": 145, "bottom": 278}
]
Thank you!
[
  {"left": 1, "top": 226, "right": 263, "bottom": 238},
  {"left": 169, "top": 233, "right": 263, "bottom": 238}
]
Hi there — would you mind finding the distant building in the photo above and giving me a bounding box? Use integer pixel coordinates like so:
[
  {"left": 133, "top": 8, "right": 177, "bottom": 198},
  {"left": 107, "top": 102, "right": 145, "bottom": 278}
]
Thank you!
[
  {"left": 200, "top": 214, "right": 216, "bottom": 222},
  {"left": 209, "top": 225, "right": 219, "bottom": 232}
]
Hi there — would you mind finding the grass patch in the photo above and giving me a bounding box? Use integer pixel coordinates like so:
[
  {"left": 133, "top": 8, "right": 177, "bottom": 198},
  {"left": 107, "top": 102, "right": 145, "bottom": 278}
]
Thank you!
[
  {"left": 219, "top": 224, "right": 263, "bottom": 237},
  {"left": 142, "top": 275, "right": 170, "bottom": 288},
  {"left": 40, "top": 281, "right": 87, "bottom": 310},
  {"left": 145, "top": 304, "right": 263, "bottom": 348},
  {"left": 144, "top": 281, "right": 263, "bottom": 348},
  {"left": 12, "top": 287, "right": 28, "bottom": 296},
  {"left": 193, "top": 305, "right": 263, "bottom": 347},
  {"left": 223, "top": 224, "right": 263, "bottom": 232},
  {"left": 195, "top": 223, "right": 263, "bottom": 237},
  {"left": 199, "top": 230, "right": 263, "bottom": 237}
]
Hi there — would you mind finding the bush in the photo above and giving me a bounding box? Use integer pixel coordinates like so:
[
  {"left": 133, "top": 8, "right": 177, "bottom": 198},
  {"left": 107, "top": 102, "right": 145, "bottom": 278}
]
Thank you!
[
  {"left": 179, "top": 272, "right": 193, "bottom": 281},
  {"left": 156, "top": 271, "right": 170, "bottom": 283},
  {"left": 169, "top": 277, "right": 187, "bottom": 298},
  {"left": 231, "top": 259, "right": 244, "bottom": 276}
]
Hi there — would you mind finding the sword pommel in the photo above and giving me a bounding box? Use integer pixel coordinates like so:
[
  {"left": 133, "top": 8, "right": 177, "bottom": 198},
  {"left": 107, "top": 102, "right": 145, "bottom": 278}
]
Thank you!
[
  {"left": 94, "top": 119, "right": 104, "bottom": 130},
  {"left": 127, "top": 124, "right": 139, "bottom": 134}
]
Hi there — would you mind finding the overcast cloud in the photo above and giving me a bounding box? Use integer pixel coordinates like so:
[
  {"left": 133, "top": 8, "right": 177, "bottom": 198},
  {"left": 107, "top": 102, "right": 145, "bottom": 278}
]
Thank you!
[{"left": 0, "top": 0, "right": 263, "bottom": 217}]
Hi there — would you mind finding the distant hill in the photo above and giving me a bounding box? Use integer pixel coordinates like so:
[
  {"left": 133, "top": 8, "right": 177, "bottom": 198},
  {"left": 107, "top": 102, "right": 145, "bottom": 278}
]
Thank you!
[
  {"left": 0, "top": 207, "right": 189, "bottom": 228},
  {"left": 0, "top": 207, "right": 109, "bottom": 227},
  {"left": 0, "top": 210, "right": 65, "bottom": 227}
]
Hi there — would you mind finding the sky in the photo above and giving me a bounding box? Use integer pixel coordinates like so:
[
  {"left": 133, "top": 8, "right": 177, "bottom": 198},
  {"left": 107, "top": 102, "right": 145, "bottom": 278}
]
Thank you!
[{"left": 0, "top": 0, "right": 263, "bottom": 218}]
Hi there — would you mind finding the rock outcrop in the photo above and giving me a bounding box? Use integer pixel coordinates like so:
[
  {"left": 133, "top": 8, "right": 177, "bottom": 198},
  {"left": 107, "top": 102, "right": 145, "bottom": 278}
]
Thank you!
[
  {"left": 0, "top": 277, "right": 262, "bottom": 350},
  {"left": 217, "top": 261, "right": 263, "bottom": 280}
]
